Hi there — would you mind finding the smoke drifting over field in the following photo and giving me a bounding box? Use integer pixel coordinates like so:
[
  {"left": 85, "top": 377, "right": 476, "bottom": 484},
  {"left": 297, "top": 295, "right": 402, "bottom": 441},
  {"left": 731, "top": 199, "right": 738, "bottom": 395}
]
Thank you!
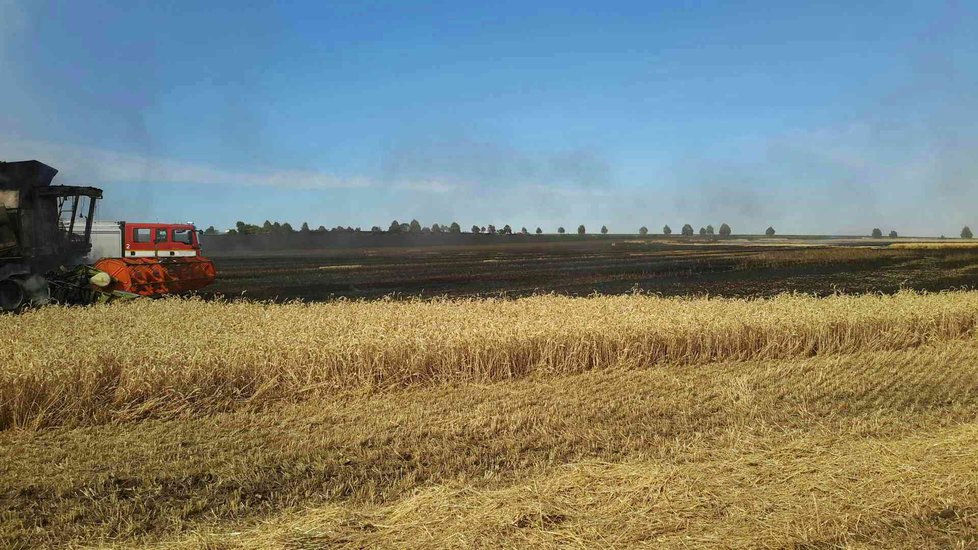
[
  {"left": 381, "top": 134, "right": 613, "bottom": 192},
  {"left": 0, "top": 1, "right": 976, "bottom": 235}
]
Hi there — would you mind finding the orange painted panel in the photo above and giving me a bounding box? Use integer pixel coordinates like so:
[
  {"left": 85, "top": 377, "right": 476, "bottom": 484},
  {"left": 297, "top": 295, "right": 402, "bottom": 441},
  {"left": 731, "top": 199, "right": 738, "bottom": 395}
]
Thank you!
[{"left": 94, "top": 257, "right": 216, "bottom": 296}]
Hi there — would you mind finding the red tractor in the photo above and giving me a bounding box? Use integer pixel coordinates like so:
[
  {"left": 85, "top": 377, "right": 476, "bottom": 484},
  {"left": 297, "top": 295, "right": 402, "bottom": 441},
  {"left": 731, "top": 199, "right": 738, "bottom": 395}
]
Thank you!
[
  {"left": 0, "top": 159, "right": 216, "bottom": 311},
  {"left": 87, "top": 221, "right": 216, "bottom": 297}
]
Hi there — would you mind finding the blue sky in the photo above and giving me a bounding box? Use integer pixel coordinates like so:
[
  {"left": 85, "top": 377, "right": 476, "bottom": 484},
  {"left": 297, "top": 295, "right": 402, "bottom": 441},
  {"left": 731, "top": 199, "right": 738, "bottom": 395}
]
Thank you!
[{"left": 2, "top": 1, "right": 976, "bottom": 235}]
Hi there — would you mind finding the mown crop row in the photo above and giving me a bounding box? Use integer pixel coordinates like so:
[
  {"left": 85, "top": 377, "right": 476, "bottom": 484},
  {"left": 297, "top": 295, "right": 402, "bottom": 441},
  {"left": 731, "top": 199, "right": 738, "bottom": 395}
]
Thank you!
[{"left": 3, "top": 291, "right": 978, "bottom": 430}]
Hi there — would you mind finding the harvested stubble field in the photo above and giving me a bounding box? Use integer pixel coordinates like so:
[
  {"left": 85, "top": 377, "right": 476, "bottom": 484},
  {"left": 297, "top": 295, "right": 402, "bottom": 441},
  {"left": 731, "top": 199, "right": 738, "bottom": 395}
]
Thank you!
[
  {"left": 205, "top": 240, "right": 978, "bottom": 301},
  {"left": 3, "top": 291, "right": 978, "bottom": 548}
]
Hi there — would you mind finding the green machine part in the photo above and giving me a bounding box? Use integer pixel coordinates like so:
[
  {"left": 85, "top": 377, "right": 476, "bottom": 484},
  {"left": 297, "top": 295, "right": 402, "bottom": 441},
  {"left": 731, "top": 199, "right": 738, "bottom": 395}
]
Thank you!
[{"left": 45, "top": 264, "right": 143, "bottom": 306}]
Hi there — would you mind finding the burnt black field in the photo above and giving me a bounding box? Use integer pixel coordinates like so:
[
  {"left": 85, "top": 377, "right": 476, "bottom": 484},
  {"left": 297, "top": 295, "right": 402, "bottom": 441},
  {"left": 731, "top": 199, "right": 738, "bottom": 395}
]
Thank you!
[{"left": 202, "top": 239, "right": 978, "bottom": 301}]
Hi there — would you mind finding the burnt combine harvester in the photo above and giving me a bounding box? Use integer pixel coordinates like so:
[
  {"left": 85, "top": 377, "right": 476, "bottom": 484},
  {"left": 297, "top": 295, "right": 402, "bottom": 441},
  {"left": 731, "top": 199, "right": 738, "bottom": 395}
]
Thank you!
[{"left": 0, "top": 160, "right": 216, "bottom": 311}]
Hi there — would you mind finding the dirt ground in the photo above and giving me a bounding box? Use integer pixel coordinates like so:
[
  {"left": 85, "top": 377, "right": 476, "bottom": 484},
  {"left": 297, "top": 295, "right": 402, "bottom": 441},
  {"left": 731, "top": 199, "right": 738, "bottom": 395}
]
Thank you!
[{"left": 205, "top": 239, "right": 978, "bottom": 301}]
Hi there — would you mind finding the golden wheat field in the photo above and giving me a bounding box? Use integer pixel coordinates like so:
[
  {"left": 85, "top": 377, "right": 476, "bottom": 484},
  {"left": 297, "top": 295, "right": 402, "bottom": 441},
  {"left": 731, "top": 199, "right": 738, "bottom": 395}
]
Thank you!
[{"left": 3, "top": 292, "right": 978, "bottom": 548}]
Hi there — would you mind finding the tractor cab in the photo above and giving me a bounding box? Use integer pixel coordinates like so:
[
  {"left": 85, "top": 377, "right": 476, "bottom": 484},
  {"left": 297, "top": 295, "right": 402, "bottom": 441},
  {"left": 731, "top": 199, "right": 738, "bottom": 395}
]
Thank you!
[
  {"left": 84, "top": 221, "right": 215, "bottom": 297},
  {"left": 123, "top": 222, "right": 202, "bottom": 258}
]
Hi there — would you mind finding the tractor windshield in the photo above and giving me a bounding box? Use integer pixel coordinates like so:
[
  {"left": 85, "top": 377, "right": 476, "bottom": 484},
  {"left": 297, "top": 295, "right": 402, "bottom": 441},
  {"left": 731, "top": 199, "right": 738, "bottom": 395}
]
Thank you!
[{"left": 173, "top": 229, "right": 194, "bottom": 245}]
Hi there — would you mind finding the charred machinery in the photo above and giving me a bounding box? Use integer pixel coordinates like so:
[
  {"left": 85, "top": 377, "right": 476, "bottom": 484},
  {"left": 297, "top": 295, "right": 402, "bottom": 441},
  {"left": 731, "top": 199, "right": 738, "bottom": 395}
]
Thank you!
[{"left": 0, "top": 160, "right": 216, "bottom": 311}]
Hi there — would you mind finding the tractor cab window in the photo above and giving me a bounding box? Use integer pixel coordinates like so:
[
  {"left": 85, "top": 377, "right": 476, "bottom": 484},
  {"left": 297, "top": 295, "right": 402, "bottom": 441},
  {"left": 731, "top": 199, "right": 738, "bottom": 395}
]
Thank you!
[
  {"left": 133, "top": 228, "right": 151, "bottom": 243},
  {"left": 173, "top": 229, "right": 194, "bottom": 245},
  {"left": 155, "top": 228, "right": 168, "bottom": 243}
]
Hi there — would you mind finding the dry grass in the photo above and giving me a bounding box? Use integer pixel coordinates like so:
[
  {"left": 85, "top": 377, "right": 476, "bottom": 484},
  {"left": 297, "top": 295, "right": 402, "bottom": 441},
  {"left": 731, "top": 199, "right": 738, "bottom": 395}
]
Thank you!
[
  {"left": 167, "top": 424, "right": 978, "bottom": 549},
  {"left": 316, "top": 264, "right": 363, "bottom": 270},
  {"left": 4, "top": 337, "right": 978, "bottom": 548},
  {"left": 4, "top": 291, "right": 978, "bottom": 429},
  {"left": 4, "top": 292, "right": 978, "bottom": 547},
  {"left": 890, "top": 241, "right": 978, "bottom": 249},
  {"left": 737, "top": 247, "right": 909, "bottom": 269}
]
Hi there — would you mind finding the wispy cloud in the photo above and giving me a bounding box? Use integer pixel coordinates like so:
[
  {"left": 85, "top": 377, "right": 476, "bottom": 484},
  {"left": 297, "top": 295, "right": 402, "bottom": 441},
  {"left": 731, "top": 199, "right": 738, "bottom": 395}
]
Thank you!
[
  {"left": 392, "top": 180, "right": 459, "bottom": 193},
  {"left": 1, "top": 134, "right": 613, "bottom": 201},
  {"left": 380, "top": 135, "right": 614, "bottom": 191},
  {"left": 0, "top": 137, "right": 373, "bottom": 190},
  {"left": 5, "top": 134, "right": 614, "bottom": 195}
]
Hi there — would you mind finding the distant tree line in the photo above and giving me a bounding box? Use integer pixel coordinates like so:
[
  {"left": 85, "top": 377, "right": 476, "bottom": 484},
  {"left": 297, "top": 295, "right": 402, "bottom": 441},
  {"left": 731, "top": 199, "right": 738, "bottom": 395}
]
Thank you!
[
  {"left": 870, "top": 228, "right": 901, "bottom": 238},
  {"left": 384, "top": 220, "right": 464, "bottom": 234},
  {"left": 205, "top": 221, "right": 978, "bottom": 240},
  {"left": 212, "top": 220, "right": 755, "bottom": 237},
  {"left": 226, "top": 220, "right": 329, "bottom": 235},
  {"left": 868, "top": 227, "right": 976, "bottom": 239}
]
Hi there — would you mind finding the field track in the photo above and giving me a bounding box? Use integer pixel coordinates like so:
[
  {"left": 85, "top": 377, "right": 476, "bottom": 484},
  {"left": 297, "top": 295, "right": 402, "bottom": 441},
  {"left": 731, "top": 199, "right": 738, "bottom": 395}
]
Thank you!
[{"left": 2, "top": 291, "right": 978, "bottom": 547}]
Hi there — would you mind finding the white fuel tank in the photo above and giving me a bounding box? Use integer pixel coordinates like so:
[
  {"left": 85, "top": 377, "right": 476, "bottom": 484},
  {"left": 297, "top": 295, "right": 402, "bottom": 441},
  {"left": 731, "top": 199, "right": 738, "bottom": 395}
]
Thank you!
[{"left": 78, "top": 221, "right": 124, "bottom": 262}]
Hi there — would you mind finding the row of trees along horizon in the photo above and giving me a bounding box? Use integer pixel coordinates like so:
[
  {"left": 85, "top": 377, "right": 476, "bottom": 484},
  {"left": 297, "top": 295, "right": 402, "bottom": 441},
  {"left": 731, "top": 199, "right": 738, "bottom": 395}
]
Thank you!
[
  {"left": 203, "top": 220, "right": 978, "bottom": 239},
  {"left": 212, "top": 221, "right": 747, "bottom": 236}
]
